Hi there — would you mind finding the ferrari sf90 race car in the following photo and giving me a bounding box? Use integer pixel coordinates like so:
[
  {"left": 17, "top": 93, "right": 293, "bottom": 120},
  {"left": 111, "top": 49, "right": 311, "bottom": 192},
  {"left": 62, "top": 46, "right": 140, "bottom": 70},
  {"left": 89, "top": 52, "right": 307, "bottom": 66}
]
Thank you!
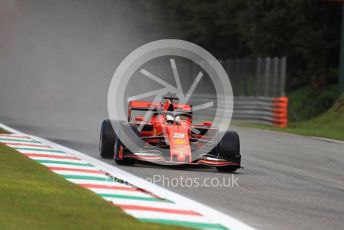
[{"left": 99, "top": 95, "right": 241, "bottom": 172}]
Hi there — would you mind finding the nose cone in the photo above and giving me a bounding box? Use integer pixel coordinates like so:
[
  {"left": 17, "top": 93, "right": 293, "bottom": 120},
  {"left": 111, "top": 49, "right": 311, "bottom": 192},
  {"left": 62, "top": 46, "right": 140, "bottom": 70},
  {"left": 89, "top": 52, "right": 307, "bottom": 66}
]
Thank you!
[{"left": 165, "top": 125, "right": 191, "bottom": 162}]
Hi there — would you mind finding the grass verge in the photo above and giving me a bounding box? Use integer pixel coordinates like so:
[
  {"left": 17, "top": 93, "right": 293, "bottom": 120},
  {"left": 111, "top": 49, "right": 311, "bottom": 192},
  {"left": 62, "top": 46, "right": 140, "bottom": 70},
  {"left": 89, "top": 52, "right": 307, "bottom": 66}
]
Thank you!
[
  {"left": 0, "top": 136, "right": 186, "bottom": 229},
  {"left": 236, "top": 122, "right": 344, "bottom": 141},
  {"left": 0, "top": 128, "right": 9, "bottom": 134},
  {"left": 287, "top": 84, "right": 338, "bottom": 122}
]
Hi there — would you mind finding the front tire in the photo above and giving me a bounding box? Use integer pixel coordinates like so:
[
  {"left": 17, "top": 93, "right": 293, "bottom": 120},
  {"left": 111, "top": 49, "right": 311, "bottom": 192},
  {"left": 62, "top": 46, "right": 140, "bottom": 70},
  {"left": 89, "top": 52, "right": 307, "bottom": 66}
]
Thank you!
[
  {"left": 216, "top": 131, "right": 241, "bottom": 172},
  {"left": 99, "top": 119, "right": 116, "bottom": 159}
]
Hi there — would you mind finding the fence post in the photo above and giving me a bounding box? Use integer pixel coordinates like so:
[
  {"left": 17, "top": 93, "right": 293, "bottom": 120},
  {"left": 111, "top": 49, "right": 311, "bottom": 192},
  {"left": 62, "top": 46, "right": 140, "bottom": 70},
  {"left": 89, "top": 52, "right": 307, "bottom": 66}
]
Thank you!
[
  {"left": 264, "top": 57, "right": 271, "bottom": 96},
  {"left": 243, "top": 58, "right": 249, "bottom": 96},
  {"left": 280, "top": 57, "right": 287, "bottom": 96},
  {"left": 236, "top": 59, "right": 242, "bottom": 95},
  {"left": 256, "top": 57, "right": 261, "bottom": 96},
  {"left": 273, "top": 57, "right": 279, "bottom": 97},
  {"left": 339, "top": 4, "right": 344, "bottom": 94},
  {"left": 227, "top": 59, "right": 234, "bottom": 95}
]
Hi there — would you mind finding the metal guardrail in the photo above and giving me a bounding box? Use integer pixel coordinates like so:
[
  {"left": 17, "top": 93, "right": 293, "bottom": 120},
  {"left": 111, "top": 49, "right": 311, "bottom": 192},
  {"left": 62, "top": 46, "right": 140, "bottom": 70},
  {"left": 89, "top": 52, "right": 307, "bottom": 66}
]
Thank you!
[
  {"left": 189, "top": 95, "right": 288, "bottom": 127},
  {"left": 233, "top": 96, "right": 288, "bottom": 127}
]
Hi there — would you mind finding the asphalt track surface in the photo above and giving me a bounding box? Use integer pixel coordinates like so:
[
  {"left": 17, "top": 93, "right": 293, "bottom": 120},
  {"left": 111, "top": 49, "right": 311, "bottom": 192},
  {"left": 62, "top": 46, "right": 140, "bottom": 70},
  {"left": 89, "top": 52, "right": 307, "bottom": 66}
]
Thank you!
[{"left": 1, "top": 117, "right": 344, "bottom": 230}]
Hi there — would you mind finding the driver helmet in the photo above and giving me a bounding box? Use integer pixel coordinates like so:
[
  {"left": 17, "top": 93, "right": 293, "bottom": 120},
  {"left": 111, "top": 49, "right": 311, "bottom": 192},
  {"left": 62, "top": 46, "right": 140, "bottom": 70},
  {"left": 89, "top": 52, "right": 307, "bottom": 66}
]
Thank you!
[{"left": 166, "top": 114, "right": 174, "bottom": 124}]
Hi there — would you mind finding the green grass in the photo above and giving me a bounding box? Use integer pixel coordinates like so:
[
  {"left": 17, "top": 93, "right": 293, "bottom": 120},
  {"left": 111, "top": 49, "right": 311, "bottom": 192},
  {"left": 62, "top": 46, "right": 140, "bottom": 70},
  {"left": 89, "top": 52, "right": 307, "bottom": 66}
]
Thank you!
[
  {"left": 0, "top": 128, "right": 9, "bottom": 134},
  {"left": 236, "top": 95, "right": 344, "bottom": 141},
  {"left": 288, "top": 85, "right": 338, "bottom": 122},
  {"left": 0, "top": 143, "right": 186, "bottom": 230}
]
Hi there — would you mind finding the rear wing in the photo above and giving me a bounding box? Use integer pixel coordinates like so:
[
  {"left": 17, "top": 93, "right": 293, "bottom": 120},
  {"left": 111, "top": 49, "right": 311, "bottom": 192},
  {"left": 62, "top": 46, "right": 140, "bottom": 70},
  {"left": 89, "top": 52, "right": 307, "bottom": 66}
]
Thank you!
[
  {"left": 129, "top": 101, "right": 162, "bottom": 111},
  {"left": 129, "top": 101, "right": 192, "bottom": 111},
  {"left": 128, "top": 101, "right": 192, "bottom": 120}
]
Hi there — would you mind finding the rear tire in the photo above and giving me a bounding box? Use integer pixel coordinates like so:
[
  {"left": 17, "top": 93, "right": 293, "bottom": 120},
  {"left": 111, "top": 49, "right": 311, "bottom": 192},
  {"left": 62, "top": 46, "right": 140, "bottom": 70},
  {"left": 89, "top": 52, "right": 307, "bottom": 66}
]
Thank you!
[
  {"left": 216, "top": 131, "right": 241, "bottom": 172},
  {"left": 99, "top": 119, "right": 116, "bottom": 159}
]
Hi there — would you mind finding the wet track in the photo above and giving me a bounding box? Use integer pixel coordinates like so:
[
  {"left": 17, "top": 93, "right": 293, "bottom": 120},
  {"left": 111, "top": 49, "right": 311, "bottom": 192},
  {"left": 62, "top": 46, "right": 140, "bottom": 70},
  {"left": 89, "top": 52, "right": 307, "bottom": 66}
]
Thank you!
[
  {"left": 1, "top": 1, "right": 344, "bottom": 229},
  {"left": 1, "top": 117, "right": 344, "bottom": 230}
]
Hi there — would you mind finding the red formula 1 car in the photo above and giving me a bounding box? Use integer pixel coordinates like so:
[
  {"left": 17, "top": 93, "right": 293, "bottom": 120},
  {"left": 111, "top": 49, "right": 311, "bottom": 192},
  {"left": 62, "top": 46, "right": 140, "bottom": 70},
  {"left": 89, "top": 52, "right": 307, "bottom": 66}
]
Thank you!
[{"left": 99, "top": 95, "right": 241, "bottom": 172}]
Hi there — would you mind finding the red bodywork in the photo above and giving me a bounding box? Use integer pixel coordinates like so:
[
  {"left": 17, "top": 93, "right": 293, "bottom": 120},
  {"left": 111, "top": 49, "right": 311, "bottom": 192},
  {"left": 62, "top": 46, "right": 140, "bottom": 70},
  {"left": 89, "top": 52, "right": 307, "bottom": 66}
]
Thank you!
[{"left": 123, "top": 100, "right": 239, "bottom": 167}]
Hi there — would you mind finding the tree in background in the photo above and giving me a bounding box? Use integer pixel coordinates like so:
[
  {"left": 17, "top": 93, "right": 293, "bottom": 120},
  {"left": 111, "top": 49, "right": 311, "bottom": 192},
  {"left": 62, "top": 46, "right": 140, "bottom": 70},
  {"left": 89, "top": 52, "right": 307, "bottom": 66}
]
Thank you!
[
  {"left": 145, "top": 0, "right": 341, "bottom": 92},
  {"left": 237, "top": 0, "right": 341, "bottom": 91}
]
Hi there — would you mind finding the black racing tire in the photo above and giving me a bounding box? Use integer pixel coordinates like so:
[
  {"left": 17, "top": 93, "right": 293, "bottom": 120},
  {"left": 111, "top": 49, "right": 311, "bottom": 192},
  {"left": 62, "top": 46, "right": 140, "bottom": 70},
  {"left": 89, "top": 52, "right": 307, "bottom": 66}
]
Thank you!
[
  {"left": 114, "top": 123, "right": 137, "bottom": 165},
  {"left": 99, "top": 119, "right": 116, "bottom": 159},
  {"left": 217, "top": 131, "right": 240, "bottom": 157},
  {"left": 216, "top": 131, "right": 241, "bottom": 172}
]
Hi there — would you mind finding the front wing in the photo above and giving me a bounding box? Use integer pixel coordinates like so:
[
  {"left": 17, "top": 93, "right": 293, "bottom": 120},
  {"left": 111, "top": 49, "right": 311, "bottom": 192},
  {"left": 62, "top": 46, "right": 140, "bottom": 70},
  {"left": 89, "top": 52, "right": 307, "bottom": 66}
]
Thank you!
[{"left": 121, "top": 151, "right": 240, "bottom": 167}]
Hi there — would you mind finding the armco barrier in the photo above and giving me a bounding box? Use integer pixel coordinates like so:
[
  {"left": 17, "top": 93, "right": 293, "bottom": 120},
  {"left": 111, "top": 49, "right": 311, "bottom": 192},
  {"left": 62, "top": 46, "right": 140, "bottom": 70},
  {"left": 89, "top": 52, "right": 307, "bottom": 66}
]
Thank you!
[
  {"left": 188, "top": 95, "right": 288, "bottom": 127},
  {"left": 233, "top": 96, "right": 288, "bottom": 127}
]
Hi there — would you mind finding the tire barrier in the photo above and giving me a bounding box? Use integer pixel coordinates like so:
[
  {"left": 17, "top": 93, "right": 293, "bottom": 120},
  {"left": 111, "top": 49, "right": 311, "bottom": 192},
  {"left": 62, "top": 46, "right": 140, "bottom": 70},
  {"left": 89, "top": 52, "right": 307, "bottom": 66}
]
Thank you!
[{"left": 272, "top": 97, "right": 288, "bottom": 127}]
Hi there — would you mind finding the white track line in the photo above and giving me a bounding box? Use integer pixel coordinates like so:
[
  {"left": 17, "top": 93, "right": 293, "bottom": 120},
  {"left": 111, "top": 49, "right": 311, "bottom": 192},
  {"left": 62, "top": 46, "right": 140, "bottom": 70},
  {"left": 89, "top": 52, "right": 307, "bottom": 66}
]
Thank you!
[
  {"left": 26, "top": 156, "right": 83, "bottom": 162},
  {"left": 88, "top": 188, "right": 154, "bottom": 197},
  {"left": 39, "top": 163, "right": 94, "bottom": 170},
  {"left": 110, "top": 199, "right": 185, "bottom": 210},
  {"left": 16, "top": 150, "right": 69, "bottom": 155},
  {"left": 50, "top": 170, "right": 107, "bottom": 177}
]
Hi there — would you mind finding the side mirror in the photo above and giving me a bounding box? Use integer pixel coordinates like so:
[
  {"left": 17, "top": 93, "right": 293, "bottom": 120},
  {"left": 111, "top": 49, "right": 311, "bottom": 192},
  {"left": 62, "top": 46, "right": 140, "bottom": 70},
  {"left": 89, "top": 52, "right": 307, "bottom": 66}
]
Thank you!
[
  {"left": 203, "top": 121, "right": 212, "bottom": 126},
  {"left": 135, "top": 116, "right": 144, "bottom": 122}
]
